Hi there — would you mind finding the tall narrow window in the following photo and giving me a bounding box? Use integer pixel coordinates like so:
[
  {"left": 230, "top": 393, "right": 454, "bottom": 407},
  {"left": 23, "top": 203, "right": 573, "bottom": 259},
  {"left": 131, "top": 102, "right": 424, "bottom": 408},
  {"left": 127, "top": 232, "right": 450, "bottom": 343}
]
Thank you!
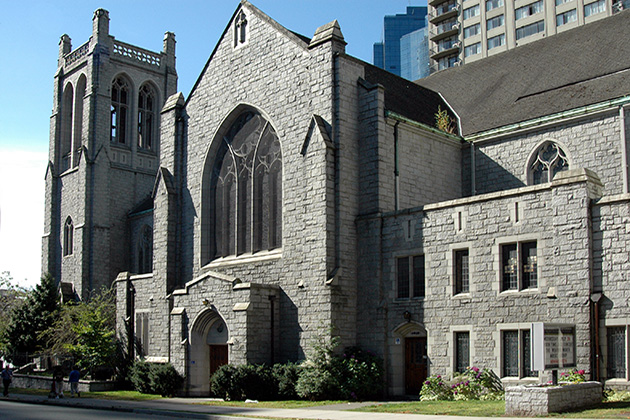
[
  {"left": 501, "top": 241, "right": 537, "bottom": 291},
  {"left": 608, "top": 327, "right": 626, "bottom": 379},
  {"left": 455, "top": 249, "right": 470, "bottom": 294},
  {"left": 63, "top": 217, "right": 74, "bottom": 256},
  {"left": 111, "top": 77, "right": 129, "bottom": 144},
  {"left": 135, "top": 312, "right": 149, "bottom": 357},
  {"left": 209, "top": 110, "right": 282, "bottom": 259},
  {"left": 503, "top": 330, "right": 519, "bottom": 377},
  {"left": 60, "top": 85, "right": 74, "bottom": 172},
  {"left": 234, "top": 11, "right": 248, "bottom": 47},
  {"left": 138, "top": 84, "right": 156, "bottom": 151},
  {"left": 522, "top": 241, "right": 537, "bottom": 289},
  {"left": 72, "top": 76, "right": 86, "bottom": 168},
  {"left": 530, "top": 142, "right": 569, "bottom": 184},
  {"left": 455, "top": 332, "right": 470, "bottom": 373},
  {"left": 137, "top": 225, "right": 153, "bottom": 274},
  {"left": 522, "top": 329, "right": 536, "bottom": 377},
  {"left": 502, "top": 244, "right": 518, "bottom": 291}
]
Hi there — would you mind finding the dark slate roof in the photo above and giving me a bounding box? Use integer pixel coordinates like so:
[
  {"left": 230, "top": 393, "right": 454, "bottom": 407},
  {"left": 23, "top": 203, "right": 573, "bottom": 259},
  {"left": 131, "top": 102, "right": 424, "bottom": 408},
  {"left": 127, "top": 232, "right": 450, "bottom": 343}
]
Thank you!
[
  {"left": 128, "top": 196, "right": 153, "bottom": 218},
  {"left": 360, "top": 60, "right": 456, "bottom": 129},
  {"left": 417, "top": 10, "right": 630, "bottom": 136}
]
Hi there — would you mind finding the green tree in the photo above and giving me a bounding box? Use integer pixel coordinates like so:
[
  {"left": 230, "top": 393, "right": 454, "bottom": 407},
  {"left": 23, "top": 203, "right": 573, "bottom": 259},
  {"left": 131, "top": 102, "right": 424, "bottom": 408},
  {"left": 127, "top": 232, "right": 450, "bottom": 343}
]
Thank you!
[
  {"left": 0, "top": 272, "right": 28, "bottom": 355},
  {"left": 1, "top": 273, "right": 59, "bottom": 364},
  {"left": 42, "top": 288, "right": 117, "bottom": 374}
]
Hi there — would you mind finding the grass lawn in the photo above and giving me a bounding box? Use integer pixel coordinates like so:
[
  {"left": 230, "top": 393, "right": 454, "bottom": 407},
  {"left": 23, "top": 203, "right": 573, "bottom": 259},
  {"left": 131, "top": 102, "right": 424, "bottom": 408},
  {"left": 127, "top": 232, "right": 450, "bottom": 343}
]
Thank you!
[
  {"left": 13, "top": 387, "right": 164, "bottom": 401},
  {"left": 356, "top": 399, "right": 630, "bottom": 418}
]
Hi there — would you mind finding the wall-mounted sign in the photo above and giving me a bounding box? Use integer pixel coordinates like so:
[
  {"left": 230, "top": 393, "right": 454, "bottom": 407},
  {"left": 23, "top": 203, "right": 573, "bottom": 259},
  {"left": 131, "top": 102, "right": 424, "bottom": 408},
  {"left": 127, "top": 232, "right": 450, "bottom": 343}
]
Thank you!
[{"left": 532, "top": 323, "right": 576, "bottom": 371}]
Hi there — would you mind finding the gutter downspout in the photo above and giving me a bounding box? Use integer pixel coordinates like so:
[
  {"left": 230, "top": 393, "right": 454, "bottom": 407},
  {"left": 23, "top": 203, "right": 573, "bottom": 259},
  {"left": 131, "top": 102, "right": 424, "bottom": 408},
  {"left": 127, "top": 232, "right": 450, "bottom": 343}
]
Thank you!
[
  {"left": 620, "top": 105, "right": 629, "bottom": 194},
  {"left": 470, "top": 142, "right": 476, "bottom": 196},
  {"left": 394, "top": 122, "right": 400, "bottom": 211}
]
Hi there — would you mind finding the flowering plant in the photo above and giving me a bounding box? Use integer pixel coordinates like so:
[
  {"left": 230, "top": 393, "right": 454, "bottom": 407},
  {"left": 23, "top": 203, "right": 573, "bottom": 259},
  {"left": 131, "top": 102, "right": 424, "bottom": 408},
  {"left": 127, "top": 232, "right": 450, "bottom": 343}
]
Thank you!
[
  {"left": 420, "top": 367, "right": 504, "bottom": 401},
  {"left": 561, "top": 368, "right": 586, "bottom": 383},
  {"left": 420, "top": 374, "right": 453, "bottom": 401}
]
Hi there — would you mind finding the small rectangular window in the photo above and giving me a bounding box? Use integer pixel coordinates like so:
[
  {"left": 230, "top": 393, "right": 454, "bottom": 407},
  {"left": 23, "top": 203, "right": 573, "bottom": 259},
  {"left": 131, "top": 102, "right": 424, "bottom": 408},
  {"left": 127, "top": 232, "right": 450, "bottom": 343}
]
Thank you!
[
  {"left": 455, "top": 332, "right": 470, "bottom": 373},
  {"left": 501, "top": 244, "right": 518, "bottom": 290},
  {"left": 487, "top": 14, "right": 505, "bottom": 31},
  {"left": 501, "top": 241, "right": 538, "bottom": 291},
  {"left": 464, "top": 42, "right": 481, "bottom": 57},
  {"left": 455, "top": 250, "right": 470, "bottom": 294},
  {"left": 397, "top": 255, "right": 425, "bottom": 299},
  {"left": 464, "top": 23, "right": 481, "bottom": 39},
  {"left": 463, "top": 4, "right": 481, "bottom": 19},
  {"left": 516, "top": 20, "right": 545, "bottom": 40},
  {"left": 556, "top": 9, "right": 578, "bottom": 26},
  {"left": 515, "top": 0, "right": 544, "bottom": 20},
  {"left": 522, "top": 329, "right": 537, "bottom": 377},
  {"left": 608, "top": 327, "right": 626, "bottom": 379},
  {"left": 584, "top": 0, "right": 606, "bottom": 16},
  {"left": 487, "top": 34, "right": 506, "bottom": 50},
  {"left": 522, "top": 241, "right": 537, "bottom": 289},
  {"left": 503, "top": 330, "right": 519, "bottom": 377},
  {"left": 486, "top": 0, "right": 504, "bottom": 12}
]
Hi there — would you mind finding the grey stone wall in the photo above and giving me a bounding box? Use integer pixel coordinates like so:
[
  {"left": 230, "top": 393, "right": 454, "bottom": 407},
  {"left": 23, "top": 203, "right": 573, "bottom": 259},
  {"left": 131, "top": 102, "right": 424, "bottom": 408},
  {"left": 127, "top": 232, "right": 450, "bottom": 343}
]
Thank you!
[
  {"left": 505, "top": 382, "right": 602, "bottom": 416},
  {"left": 471, "top": 112, "right": 623, "bottom": 196},
  {"left": 369, "top": 169, "right": 601, "bottom": 394}
]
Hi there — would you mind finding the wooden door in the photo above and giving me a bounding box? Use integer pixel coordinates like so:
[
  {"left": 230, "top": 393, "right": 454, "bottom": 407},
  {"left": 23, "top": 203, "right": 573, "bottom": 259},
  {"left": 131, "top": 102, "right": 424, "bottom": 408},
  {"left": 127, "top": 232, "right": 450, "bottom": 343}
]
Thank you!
[
  {"left": 405, "top": 337, "right": 427, "bottom": 395},
  {"left": 209, "top": 344, "right": 228, "bottom": 376}
]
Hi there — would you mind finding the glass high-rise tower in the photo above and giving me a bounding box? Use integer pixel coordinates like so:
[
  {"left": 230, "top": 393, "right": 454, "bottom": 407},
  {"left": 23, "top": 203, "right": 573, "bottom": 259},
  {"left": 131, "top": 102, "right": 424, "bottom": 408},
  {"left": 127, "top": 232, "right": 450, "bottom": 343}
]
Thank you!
[{"left": 373, "top": 6, "right": 428, "bottom": 78}]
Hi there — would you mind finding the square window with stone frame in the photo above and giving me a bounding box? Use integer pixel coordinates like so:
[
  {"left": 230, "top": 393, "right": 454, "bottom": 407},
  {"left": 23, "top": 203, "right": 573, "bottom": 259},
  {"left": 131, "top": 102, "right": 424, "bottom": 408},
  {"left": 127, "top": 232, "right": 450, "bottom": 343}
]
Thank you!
[
  {"left": 502, "top": 329, "right": 537, "bottom": 378},
  {"left": 501, "top": 241, "right": 537, "bottom": 292},
  {"left": 397, "top": 255, "right": 425, "bottom": 299}
]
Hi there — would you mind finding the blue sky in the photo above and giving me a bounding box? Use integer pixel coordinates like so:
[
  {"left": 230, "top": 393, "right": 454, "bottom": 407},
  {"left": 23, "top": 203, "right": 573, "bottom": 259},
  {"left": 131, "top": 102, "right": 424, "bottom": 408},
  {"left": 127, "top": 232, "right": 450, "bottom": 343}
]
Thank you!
[{"left": 0, "top": 0, "right": 426, "bottom": 288}]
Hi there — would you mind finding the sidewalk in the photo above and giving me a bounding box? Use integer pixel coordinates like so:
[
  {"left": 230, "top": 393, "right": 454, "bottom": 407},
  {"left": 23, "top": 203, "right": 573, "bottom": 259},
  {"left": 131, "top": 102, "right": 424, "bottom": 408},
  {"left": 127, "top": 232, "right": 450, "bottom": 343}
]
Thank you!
[{"left": 0, "top": 392, "right": 580, "bottom": 420}]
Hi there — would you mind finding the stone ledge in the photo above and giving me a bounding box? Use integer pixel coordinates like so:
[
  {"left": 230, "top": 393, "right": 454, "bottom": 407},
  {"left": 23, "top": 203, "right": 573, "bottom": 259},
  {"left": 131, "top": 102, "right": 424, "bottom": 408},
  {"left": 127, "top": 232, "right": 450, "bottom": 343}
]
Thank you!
[{"left": 505, "top": 381, "right": 602, "bottom": 416}]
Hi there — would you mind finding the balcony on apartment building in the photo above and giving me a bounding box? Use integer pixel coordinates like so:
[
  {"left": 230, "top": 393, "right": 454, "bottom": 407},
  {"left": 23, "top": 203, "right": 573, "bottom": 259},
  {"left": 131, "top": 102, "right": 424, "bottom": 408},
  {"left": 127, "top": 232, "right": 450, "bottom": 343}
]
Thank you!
[
  {"left": 429, "top": 0, "right": 459, "bottom": 23},
  {"left": 430, "top": 18, "right": 460, "bottom": 41}
]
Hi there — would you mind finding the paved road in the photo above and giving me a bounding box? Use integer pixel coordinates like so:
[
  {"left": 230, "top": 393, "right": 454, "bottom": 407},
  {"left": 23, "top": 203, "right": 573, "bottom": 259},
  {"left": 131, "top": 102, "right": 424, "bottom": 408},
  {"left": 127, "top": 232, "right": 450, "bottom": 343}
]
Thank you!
[{"left": 0, "top": 400, "right": 170, "bottom": 420}]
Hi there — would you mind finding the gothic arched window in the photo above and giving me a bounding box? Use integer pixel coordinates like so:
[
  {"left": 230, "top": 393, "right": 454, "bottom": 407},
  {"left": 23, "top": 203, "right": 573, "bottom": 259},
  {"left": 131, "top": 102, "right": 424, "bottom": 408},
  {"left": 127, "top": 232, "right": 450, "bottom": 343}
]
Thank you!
[
  {"left": 60, "top": 84, "right": 74, "bottom": 172},
  {"left": 63, "top": 217, "right": 74, "bottom": 257},
  {"left": 137, "top": 225, "right": 153, "bottom": 274},
  {"left": 111, "top": 77, "right": 130, "bottom": 144},
  {"left": 210, "top": 111, "right": 282, "bottom": 259},
  {"left": 138, "top": 84, "right": 156, "bottom": 151},
  {"left": 529, "top": 141, "right": 569, "bottom": 185}
]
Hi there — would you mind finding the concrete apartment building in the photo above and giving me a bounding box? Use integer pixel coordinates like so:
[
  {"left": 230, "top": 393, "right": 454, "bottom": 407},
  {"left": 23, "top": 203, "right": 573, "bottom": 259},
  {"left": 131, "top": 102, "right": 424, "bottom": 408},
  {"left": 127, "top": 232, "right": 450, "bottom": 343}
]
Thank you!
[
  {"left": 44, "top": 1, "right": 630, "bottom": 396},
  {"left": 428, "top": 0, "right": 628, "bottom": 72}
]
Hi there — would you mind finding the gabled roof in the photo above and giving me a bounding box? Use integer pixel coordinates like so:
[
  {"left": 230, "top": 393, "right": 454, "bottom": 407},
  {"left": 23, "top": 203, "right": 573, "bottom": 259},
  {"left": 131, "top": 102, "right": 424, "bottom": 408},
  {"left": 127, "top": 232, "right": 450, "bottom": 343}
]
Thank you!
[
  {"left": 360, "top": 60, "right": 457, "bottom": 130},
  {"left": 417, "top": 10, "right": 630, "bottom": 137}
]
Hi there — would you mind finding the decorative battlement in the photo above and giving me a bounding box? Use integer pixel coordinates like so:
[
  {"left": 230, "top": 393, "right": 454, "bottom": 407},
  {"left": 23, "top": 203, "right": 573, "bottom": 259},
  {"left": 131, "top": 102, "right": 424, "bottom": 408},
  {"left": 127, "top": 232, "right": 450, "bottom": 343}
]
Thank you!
[
  {"left": 64, "top": 41, "right": 90, "bottom": 66},
  {"left": 113, "top": 40, "right": 161, "bottom": 67}
]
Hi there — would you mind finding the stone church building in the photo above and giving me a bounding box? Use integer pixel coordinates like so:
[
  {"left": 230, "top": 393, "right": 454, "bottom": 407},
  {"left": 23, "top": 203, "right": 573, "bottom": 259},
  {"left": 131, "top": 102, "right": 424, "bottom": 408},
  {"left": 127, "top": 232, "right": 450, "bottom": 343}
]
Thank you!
[{"left": 43, "top": 1, "right": 630, "bottom": 396}]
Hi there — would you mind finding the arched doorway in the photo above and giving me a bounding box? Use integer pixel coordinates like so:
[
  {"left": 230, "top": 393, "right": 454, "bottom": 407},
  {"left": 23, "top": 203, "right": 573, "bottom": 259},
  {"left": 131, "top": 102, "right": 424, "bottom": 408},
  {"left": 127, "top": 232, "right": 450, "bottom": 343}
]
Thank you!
[
  {"left": 393, "top": 321, "right": 428, "bottom": 395},
  {"left": 190, "top": 309, "right": 229, "bottom": 395}
]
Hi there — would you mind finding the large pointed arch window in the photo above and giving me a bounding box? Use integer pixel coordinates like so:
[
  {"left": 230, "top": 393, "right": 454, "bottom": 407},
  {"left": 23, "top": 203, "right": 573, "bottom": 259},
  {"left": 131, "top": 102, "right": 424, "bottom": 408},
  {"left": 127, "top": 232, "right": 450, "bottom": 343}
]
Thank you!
[
  {"left": 210, "top": 111, "right": 282, "bottom": 259},
  {"left": 111, "top": 77, "right": 129, "bottom": 144},
  {"left": 529, "top": 141, "right": 569, "bottom": 185}
]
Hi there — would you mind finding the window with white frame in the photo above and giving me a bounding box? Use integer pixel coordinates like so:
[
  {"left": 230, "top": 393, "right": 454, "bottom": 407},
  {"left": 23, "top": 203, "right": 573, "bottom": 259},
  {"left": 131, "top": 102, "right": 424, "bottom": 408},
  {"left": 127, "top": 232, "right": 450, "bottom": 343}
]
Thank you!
[
  {"left": 397, "top": 255, "right": 425, "bottom": 299},
  {"left": 464, "top": 23, "right": 481, "bottom": 39},
  {"left": 529, "top": 141, "right": 569, "bottom": 185},
  {"left": 502, "top": 329, "right": 537, "bottom": 377},
  {"left": 584, "top": 0, "right": 606, "bottom": 16},
  {"left": 487, "top": 14, "right": 505, "bottom": 31},
  {"left": 487, "top": 33, "right": 505, "bottom": 50},
  {"left": 556, "top": 9, "right": 578, "bottom": 26},
  {"left": 501, "top": 241, "right": 537, "bottom": 291},
  {"left": 486, "top": 0, "right": 504, "bottom": 11},
  {"left": 516, "top": 20, "right": 545, "bottom": 40},
  {"left": 464, "top": 43, "right": 481, "bottom": 57},
  {"left": 515, "top": 0, "right": 544, "bottom": 19},
  {"left": 463, "top": 4, "right": 480, "bottom": 19},
  {"left": 608, "top": 327, "right": 626, "bottom": 379}
]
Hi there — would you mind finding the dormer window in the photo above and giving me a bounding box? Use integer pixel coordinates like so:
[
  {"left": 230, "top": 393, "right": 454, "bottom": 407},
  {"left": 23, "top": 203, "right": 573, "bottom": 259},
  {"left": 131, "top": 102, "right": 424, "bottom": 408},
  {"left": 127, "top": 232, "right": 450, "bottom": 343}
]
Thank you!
[{"left": 234, "top": 11, "right": 248, "bottom": 48}]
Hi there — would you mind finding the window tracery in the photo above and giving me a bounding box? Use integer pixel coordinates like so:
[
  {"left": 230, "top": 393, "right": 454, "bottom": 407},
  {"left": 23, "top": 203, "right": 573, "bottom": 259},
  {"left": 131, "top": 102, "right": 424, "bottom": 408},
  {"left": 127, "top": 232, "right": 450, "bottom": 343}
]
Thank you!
[
  {"left": 210, "top": 111, "right": 282, "bottom": 259},
  {"left": 529, "top": 141, "right": 569, "bottom": 185},
  {"left": 111, "top": 77, "right": 129, "bottom": 144},
  {"left": 138, "top": 84, "right": 156, "bottom": 151}
]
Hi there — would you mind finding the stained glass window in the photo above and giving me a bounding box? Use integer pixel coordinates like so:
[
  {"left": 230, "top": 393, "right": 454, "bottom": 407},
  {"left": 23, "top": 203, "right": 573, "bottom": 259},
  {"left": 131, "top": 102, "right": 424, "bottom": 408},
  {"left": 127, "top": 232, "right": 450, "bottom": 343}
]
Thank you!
[
  {"left": 608, "top": 327, "right": 626, "bottom": 378},
  {"left": 111, "top": 77, "right": 129, "bottom": 144},
  {"left": 210, "top": 111, "right": 282, "bottom": 258},
  {"left": 530, "top": 142, "right": 569, "bottom": 184}
]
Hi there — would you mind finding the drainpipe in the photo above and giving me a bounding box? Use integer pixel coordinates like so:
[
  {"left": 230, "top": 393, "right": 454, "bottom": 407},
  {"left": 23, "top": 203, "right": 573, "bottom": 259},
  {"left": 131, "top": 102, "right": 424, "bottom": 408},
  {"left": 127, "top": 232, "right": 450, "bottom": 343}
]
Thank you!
[
  {"left": 394, "top": 122, "right": 400, "bottom": 211},
  {"left": 620, "top": 105, "right": 628, "bottom": 194},
  {"left": 470, "top": 142, "right": 476, "bottom": 196}
]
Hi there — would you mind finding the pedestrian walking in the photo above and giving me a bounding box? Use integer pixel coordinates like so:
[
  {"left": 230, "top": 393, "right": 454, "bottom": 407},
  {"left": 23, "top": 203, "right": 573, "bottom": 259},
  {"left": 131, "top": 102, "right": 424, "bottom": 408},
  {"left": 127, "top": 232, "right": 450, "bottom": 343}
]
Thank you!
[
  {"left": 69, "top": 366, "right": 80, "bottom": 397},
  {"left": 1, "top": 365, "right": 12, "bottom": 397},
  {"left": 53, "top": 366, "right": 64, "bottom": 398}
]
